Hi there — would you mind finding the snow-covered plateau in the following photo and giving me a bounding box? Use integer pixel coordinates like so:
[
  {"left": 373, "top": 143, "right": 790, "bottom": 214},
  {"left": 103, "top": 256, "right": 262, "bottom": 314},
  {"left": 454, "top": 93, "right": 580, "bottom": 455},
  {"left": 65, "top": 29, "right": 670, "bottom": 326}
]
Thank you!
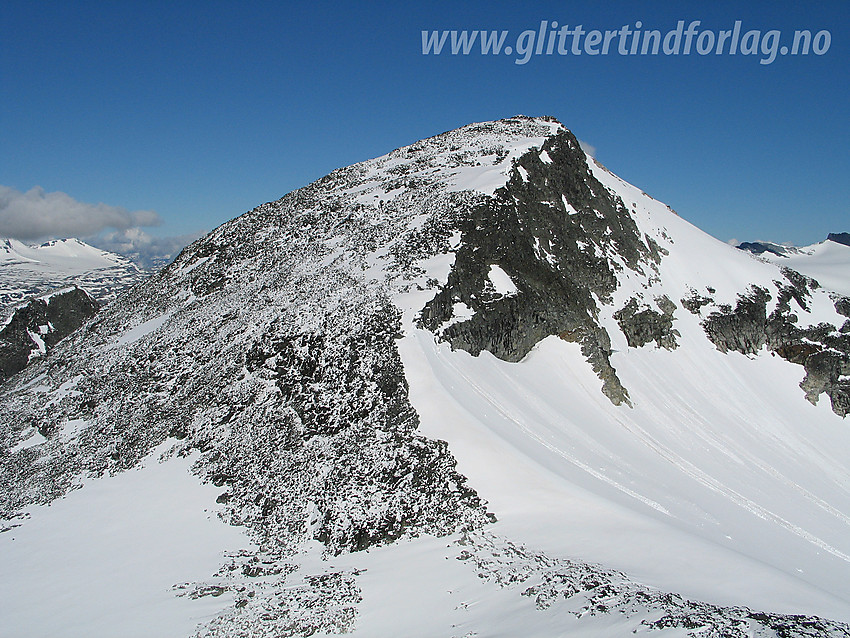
[
  {"left": 0, "top": 237, "right": 146, "bottom": 319},
  {"left": 2, "top": 116, "right": 849, "bottom": 637}
]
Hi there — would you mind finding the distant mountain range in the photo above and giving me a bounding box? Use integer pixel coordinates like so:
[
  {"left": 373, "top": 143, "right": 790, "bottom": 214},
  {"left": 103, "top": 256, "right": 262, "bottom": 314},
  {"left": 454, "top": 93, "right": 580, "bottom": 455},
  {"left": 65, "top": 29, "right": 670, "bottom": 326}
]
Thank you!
[
  {"left": 736, "top": 240, "right": 798, "bottom": 256},
  {"left": 737, "top": 232, "right": 850, "bottom": 256},
  {"left": 0, "top": 238, "right": 150, "bottom": 318},
  {"left": 736, "top": 235, "right": 850, "bottom": 296}
]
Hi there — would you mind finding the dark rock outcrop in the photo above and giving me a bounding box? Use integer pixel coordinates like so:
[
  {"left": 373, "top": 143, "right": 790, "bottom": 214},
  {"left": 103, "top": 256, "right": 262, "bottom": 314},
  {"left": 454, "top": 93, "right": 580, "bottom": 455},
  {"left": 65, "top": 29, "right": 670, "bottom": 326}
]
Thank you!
[
  {"left": 681, "top": 288, "right": 714, "bottom": 315},
  {"left": 837, "top": 297, "right": 850, "bottom": 335},
  {"left": 702, "top": 287, "right": 772, "bottom": 356},
  {"left": 0, "top": 287, "right": 100, "bottom": 383},
  {"left": 827, "top": 232, "right": 850, "bottom": 247},
  {"left": 693, "top": 272, "right": 850, "bottom": 417},
  {"left": 614, "top": 295, "right": 680, "bottom": 350},
  {"left": 800, "top": 350, "right": 850, "bottom": 416},
  {"left": 420, "top": 128, "right": 661, "bottom": 405},
  {"left": 835, "top": 296, "right": 850, "bottom": 319}
]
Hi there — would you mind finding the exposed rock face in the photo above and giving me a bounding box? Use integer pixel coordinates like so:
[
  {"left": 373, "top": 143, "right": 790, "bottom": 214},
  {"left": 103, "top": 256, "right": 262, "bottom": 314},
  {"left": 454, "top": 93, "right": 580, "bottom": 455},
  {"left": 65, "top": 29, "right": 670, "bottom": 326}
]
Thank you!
[
  {"left": 681, "top": 288, "right": 714, "bottom": 315},
  {"left": 0, "top": 287, "right": 100, "bottom": 382},
  {"left": 220, "top": 301, "right": 493, "bottom": 555},
  {"left": 827, "top": 232, "right": 850, "bottom": 247},
  {"left": 801, "top": 350, "right": 850, "bottom": 416},
  {"left": 689, "top": 270, "right": 850, "bottom": 417},
  {"left": 614, "top": 295, "right": 679, "bottom": 350},
  {"left": 838, "top": 299, "right": 850, "bottom": 335},
  {"left": 702, "top": 286, "right": 773, "bottom": 356},
  {"left": 0, "top": 285, "right": 491, "bottom": 562},
  {"left": 736, "top": 241, "right": 790, "bottom": 257},
  {"left": 835, "top": 295, "right": 850, "bottom": 319},
  {"left": 419, "top": 128, "right": 662, "bottom": 405}
]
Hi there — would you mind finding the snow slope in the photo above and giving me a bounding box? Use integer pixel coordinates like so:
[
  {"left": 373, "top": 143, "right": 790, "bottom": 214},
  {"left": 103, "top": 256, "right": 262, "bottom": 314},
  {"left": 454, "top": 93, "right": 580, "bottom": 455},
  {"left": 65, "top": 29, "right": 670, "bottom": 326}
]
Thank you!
[
  {"left": 391, "top": 330, "right": 850, "bottom": 620},
  {"left": 368, "top": 156, "right": 850, "bottom": 626},
  {"left": 326, "top": 137, "right": 850, "bottom": 633},
  {"left": 0, "top": 443, "right": 252, "bottom": 638}
]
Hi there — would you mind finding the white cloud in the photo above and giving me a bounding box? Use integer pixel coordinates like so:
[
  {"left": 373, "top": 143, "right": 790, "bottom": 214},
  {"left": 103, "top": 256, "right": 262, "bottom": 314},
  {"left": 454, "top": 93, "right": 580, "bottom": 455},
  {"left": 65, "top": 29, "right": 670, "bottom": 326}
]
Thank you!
[
  {"left": 0, "top": 185, "right": 160, "bottom": 241},
  {"left": 577, "top": 139, "right": 597, "bottom": 158},
  {"left": 90, "top": 227, "right": 202, "bottom": 268}
]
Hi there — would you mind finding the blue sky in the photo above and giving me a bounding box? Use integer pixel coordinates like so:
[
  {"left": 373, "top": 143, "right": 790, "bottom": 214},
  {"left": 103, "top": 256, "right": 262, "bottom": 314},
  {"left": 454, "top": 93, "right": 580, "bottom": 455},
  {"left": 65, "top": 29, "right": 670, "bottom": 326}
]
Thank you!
[{"left": 1, "top": 0, "right": 848, "bottom": 257}]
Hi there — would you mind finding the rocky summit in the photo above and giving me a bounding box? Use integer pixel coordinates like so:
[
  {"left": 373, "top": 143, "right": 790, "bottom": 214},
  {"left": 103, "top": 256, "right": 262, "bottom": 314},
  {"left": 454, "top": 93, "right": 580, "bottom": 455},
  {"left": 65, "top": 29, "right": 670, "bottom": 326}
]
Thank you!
[{"left": 2, "top": 117, "right": 850, "bottom": 637}]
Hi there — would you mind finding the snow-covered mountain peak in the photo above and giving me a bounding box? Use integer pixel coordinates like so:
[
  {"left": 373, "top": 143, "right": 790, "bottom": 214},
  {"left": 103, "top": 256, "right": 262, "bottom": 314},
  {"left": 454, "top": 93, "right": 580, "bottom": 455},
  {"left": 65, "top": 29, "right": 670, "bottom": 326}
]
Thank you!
[
  {"left": 328, "top": 115, "right": 563, "bottom": 207},
  {"left": 0, "top": 236, "right": 133, "bottom": 269},
  {"left": 2, "top": 117, "right": 850, "bottom": 637}
]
